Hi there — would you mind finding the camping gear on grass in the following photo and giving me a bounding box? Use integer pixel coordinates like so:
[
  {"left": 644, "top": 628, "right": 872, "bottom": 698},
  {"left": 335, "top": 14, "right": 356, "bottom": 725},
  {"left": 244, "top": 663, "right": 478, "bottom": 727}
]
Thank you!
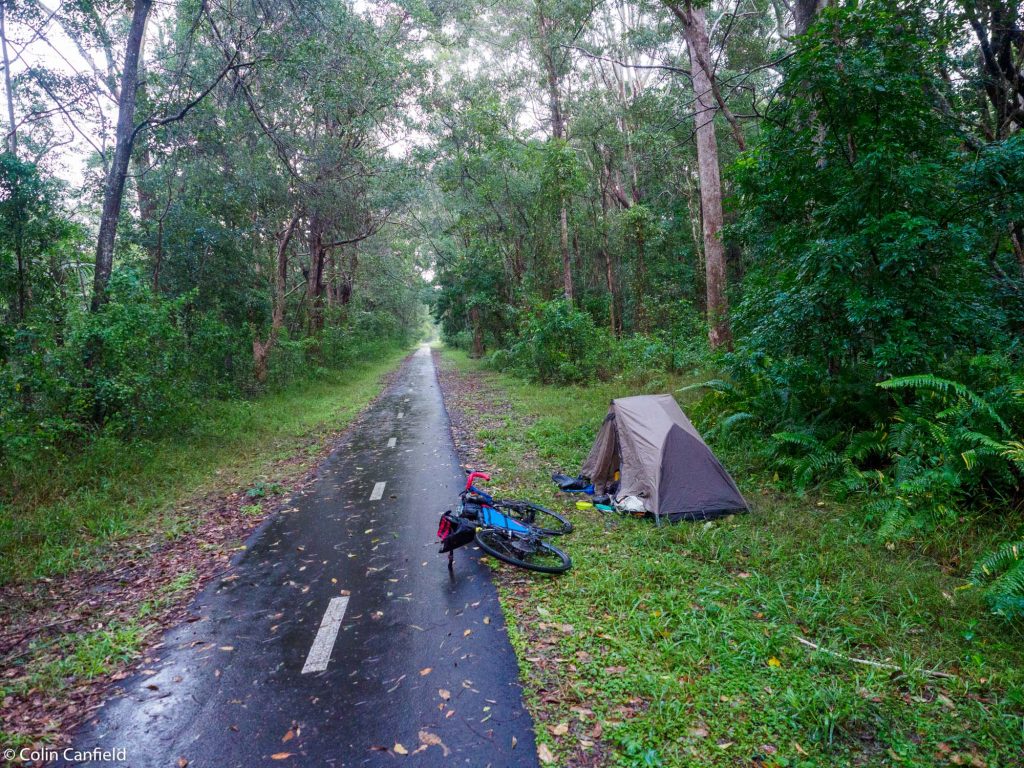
[
  {"left": 551, "top": 473, "right": 595, "bottom": 494},
  {"left": 581, "top": 394, "right": 749, "bottom": 524}
]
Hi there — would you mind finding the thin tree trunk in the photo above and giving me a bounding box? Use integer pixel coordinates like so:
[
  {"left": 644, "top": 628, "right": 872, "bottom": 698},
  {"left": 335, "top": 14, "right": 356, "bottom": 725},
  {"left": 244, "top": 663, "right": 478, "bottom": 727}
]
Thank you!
[
  {"left": 253, "top": 212, "right": 300, "bottom": 383},
  {"left": 675, "top": 1, "right": 732, "bottom": 349},
  {"left": 91, "top": 0, "right": 153, "bottom": 311},
  {"left": 600, "top": 178, "right": 618, "bottom": 336},
  {"left": 1, "top": 1, "right": 26, "bottom": 323},
  {"left": 306, "top": 213, "right": 326, "bottom": 333},
  {"left": 1, "top": 2, "right": 16, "bottom": 155},
  {"left": 560, "top": 205, "right": 572, "bottom": 300},
  {"left": 537, "top": 0, "right": 573, "bottom": 302},
  {"left": 1011, "top": 223, "right": 1024, "bottom": 278},
  {"left": 469, "top": 305, "right": 484, "bottom": 357}
]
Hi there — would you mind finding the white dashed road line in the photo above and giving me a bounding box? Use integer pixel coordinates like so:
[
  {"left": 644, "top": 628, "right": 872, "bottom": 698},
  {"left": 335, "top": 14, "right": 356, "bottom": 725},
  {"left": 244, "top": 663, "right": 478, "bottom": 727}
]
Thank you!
[
  {"left": 301, "top": 596, "right": 350, "bottom": 674},
  {"left": 387, "top": 437, "right": 397, "bottom": 448},
  {"left": 369, "top": 482, "right": 386, "bottom": 501}
]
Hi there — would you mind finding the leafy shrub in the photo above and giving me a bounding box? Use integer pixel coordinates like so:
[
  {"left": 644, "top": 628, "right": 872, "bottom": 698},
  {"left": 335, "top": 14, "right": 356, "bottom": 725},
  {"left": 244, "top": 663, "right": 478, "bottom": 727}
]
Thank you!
[{"left": 495, "top": 299, "right": 613, "bottom": 385}]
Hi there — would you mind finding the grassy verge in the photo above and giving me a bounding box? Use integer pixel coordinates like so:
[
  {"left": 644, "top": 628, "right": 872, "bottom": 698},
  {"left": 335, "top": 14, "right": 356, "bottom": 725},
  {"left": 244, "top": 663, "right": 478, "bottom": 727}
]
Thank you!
[
  {"left": 438, "top": 347, "right": 1024, "bottom": 768},
  {"left": 0, "top": 346, "right": 408, "bottom": 585}
]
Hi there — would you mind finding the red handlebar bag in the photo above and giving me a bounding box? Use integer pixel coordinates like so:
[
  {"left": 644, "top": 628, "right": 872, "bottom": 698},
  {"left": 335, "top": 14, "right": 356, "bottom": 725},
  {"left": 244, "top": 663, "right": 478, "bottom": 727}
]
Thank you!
[{"left": 437, "top": 511, "right": 475, "bottom": 553}]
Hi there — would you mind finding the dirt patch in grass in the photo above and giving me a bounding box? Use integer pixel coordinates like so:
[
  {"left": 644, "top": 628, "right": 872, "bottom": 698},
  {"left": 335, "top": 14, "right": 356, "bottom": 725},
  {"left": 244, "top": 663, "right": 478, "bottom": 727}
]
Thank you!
[{"left": 0, "top": 354, "right": 411, "bottom": 751}]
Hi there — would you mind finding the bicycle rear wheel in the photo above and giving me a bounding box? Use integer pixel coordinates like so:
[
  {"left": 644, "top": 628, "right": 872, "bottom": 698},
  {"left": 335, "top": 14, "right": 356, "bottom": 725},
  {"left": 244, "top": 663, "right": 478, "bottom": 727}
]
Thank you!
[
  {"left": 475, "top": 528, "right": 572, "bottom": 574},
  {"left": 493, "top": 500, "right": 573, "bottom": 535}
]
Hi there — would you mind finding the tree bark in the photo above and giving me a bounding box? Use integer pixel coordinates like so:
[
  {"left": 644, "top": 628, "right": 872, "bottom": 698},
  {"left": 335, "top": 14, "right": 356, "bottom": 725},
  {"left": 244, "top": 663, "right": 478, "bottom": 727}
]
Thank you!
[
  {"left": 306, "top": 213, "right": 326, "bottom": 333},
  {"left": 253, "top": 212, "right": 300, "bottom": 383},
  {"left": 674, "top": 1, "right": 732, "bottom": 349},
  {"left": 91, "top": 0, "right": 153, "bottom": 311},
  {"left": 469, "top": 305, "right": 484, "bottom": 357},
  {"left": 1011, "top": 223, "right": 1024, "bottom": 278},
  {"left": 1, "top": 1, "right": 16, "bottom": 155},
  {"left": 793, "top": 0, "right": 829, "bottom": 35},
  {"left": 536, "top": 0, "right": 573, "bottom": 302}
]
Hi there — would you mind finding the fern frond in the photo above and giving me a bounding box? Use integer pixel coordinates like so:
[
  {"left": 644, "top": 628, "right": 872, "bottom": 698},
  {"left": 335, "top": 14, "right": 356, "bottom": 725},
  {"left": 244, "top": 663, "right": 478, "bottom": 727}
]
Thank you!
[
  {"left": 970, "top": 540, "right": 1024, "bottom": 584},
  {"left": 878, "top": 375, "right": 1009, "bottom": 433},
  {"left": 677, "top": 379, "right": 734, "bottom": 395},
  {"left": 718, "top": 411, "right": 754, "bottom": 436}
]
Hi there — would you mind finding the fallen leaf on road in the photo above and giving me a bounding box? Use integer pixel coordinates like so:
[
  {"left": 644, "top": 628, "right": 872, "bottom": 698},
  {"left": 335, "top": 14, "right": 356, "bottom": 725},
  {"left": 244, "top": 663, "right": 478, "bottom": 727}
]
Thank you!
[
  {"left": 483, "top": 616, "right": 491, "bottom": 624},
  {"left": 463, "top": 629, "right": 472, "bottom": 637},
  {"left": 419, "top": 667, "right": 432, "bottom": 676},
  {"left": 270, "top": 753, "right": 293, "bottom": 760},
  {"left": 511, "top": 736, "right": 517, "bottom": 749},
  {"left": 537, "top": 743, "right": 555, "bottom": 764},
  {"left": 177, "top": 759, "right": 188, "bottom": 768},
  {"left": 418, "top": 730, "right": 450, "bottom": 757},
  {"left": 393, "top": 743, "right": 408, "bottom": 755},
  {"left": 219, "top": 646, "right": 234, "bottom": 651},
  {"left": 439, "top": 688, "right": 450, "bottom": 700}
]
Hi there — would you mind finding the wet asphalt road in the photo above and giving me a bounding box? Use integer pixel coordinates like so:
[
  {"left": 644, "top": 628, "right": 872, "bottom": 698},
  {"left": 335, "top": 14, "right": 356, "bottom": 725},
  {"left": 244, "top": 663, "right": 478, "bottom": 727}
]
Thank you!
[{"left": 65, "top": 346, "right": 539, "bottom": 768}]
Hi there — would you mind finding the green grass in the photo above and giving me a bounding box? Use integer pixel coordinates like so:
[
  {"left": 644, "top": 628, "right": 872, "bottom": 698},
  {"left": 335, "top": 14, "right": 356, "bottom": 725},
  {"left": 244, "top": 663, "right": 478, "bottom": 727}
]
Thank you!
[
  {"left": 0, "top": 347, "right": 408, "bottom": 585},
  {"left": 440, "top": 348, "right": 1024, "bottom": 768}
]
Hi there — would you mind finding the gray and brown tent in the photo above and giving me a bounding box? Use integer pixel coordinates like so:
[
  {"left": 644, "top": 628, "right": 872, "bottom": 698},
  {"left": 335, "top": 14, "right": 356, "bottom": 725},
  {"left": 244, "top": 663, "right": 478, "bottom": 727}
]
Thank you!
[{"left": 581, "top": 394, "right": 748, "bottom": 524}]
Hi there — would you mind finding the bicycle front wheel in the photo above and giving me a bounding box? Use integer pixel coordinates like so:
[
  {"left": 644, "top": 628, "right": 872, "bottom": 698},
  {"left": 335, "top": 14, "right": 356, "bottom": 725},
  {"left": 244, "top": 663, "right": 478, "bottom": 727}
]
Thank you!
[
  {"left": 493, "top": 500, "right": 573, "bottom": 535},
  {"left": 475, "top": 529, "right": 572, "bottom": 574}
]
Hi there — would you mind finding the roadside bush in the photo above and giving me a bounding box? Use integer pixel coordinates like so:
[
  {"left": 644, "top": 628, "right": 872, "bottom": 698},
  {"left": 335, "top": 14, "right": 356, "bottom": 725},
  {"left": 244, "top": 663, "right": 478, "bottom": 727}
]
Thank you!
[{"left": 495, "top": 299, "right": 614, "bottom": 385}]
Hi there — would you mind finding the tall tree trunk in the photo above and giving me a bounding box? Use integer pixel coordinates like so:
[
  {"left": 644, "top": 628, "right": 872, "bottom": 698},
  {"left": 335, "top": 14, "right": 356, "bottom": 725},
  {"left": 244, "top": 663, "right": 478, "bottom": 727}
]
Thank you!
[
  {"left": 254, "top": 212, "right": 300, "bottom": 383},
  {"left": 339, "top": 246, "right": 358, "bottom": 306},
  {"left": 469, "top": 305, "right": 484, "bottom": 357},
  {"left": 537, "top": 0, "right": 573, "bottom": 302},
  {"left": 559, "top": 205, "right": 572, "bottom": 300},
  {"left": 306, "top": 213, "right": 326, "bottom": 333},
  {"left": 1, "top": 1, "right": 16, "bottom": 155},
  {"left": 600, "top": 179, "right": 618, "bottom": 336},
  {"left": 91, "top": 0, "right": 153, "bottom": 311},
  {"left": 635, "top": 230, "right": 648, "bottom": 333},
  {"left": 673, "top": 1, "right": 732, "bottom": 349},
  {"left": 1, "top": 1, "right": 26, "bottom": 323}
]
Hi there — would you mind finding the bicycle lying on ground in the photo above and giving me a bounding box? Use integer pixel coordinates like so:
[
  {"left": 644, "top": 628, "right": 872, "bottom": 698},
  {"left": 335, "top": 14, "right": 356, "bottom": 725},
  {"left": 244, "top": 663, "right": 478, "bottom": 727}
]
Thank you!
[{"left": 438, "top": 471, "right": 573, "bottom": 574}]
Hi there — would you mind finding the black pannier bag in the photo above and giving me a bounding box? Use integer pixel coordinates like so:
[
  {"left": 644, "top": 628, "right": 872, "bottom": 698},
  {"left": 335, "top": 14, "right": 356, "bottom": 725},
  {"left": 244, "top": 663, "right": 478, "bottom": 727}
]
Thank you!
[{"left": 437, "top": 510, "right": 475, "bottom": 552}]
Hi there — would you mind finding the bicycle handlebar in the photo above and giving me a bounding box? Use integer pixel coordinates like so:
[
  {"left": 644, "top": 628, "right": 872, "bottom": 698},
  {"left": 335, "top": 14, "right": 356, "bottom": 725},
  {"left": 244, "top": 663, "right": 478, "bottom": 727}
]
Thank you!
[{"left": 464, "top": 471, "right": 491, "bottom": 491}]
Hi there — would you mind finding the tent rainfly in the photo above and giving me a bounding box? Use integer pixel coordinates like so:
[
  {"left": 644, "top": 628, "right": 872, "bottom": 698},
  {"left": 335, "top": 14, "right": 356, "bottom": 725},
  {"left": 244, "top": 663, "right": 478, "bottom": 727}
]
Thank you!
[{"left": 581, "top": 394, "right": 749, "bottom": 524}]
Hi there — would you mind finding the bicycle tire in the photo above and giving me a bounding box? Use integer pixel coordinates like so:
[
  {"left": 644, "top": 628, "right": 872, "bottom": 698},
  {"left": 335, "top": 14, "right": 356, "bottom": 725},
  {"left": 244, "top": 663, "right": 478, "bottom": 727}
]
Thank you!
[
  {"left": 493, "top": 500, "right": 574, "bottom": 536},
  {"left": 475, "top": 528, "right": 572, "bottom": 574}
]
